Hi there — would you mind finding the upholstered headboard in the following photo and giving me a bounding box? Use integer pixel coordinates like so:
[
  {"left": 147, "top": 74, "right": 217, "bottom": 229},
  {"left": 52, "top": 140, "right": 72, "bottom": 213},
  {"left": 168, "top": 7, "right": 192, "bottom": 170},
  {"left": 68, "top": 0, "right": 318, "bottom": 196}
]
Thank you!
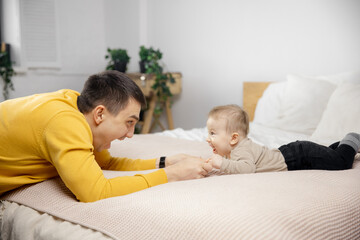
[{"left": 243, "top": 82, "right": 272, "bottom": 121}]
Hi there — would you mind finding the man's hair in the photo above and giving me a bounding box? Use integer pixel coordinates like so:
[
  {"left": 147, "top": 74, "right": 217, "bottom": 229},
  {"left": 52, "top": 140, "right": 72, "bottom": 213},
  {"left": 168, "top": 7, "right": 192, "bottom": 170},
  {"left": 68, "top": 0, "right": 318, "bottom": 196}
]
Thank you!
[
  {"left": 208, "top": 104, "right": 249, "bottom": 136},
  {"left": 77, "top": 70, "right": 146, "bottom": 115}
]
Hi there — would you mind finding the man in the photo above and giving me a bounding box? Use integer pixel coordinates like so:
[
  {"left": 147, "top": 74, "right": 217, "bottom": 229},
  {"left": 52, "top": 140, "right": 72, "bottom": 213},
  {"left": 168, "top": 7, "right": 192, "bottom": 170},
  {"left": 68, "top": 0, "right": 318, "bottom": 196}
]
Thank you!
[{"left": 0, "top": 71, "right": 212, "bottom": 202}]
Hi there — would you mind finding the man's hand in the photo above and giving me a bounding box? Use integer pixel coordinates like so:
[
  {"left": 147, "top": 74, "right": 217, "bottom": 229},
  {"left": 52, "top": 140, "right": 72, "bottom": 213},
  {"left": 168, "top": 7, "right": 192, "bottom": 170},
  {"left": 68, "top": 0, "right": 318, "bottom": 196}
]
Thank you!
[{"left": 164, "top": 157, "right": 213, "bottom": 182}]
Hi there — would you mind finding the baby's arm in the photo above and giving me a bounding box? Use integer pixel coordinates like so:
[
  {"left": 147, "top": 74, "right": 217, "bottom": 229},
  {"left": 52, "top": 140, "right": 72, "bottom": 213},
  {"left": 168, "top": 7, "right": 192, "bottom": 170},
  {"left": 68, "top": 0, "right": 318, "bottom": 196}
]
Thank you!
[
  {"left": 207, "top": 151, "right": 256, "bottom": 174},
  {"left": 221, "top": 158, "right": 256, "bottom": 174}
]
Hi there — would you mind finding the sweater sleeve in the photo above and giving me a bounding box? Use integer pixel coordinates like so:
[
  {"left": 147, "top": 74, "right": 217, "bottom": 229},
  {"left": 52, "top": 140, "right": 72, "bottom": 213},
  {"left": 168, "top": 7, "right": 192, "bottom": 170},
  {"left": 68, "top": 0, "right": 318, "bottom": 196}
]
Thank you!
[
  {"left": 42, "top": 112, "right": 167, "bottom": 202},
  {"left": 220, "top": 150, "right": 256, "bottom": 174},
  {"left": 94, "top": 150, "right": 157, "bottom": 171}
]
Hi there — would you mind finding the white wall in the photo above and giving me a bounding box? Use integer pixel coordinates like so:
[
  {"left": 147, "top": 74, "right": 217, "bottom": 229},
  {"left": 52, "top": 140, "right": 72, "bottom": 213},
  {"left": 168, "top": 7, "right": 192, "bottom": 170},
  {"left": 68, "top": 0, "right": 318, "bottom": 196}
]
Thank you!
[
  {"left": 146, "top": 0, "right": 360, "bottom": 129},
  {"left": 2, "top": 0, "right": 360, "bottom": 130},
  {"left": 103, "top": 0, "right": 141, "bottom": 72}
]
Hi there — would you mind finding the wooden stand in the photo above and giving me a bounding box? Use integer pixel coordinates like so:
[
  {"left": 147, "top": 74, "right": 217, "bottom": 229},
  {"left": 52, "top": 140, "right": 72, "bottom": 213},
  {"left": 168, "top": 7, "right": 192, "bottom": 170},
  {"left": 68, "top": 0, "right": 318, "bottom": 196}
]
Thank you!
[{"left": 126, "top": 72, "right": 182, "bottom": 134}]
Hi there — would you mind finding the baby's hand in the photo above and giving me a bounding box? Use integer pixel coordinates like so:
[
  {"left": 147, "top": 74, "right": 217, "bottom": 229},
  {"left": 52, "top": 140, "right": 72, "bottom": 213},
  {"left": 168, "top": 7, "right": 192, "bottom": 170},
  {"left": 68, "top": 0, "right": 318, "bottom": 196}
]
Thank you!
[{"left": 208, "top": 154, "right": 223, "bottom": 169}]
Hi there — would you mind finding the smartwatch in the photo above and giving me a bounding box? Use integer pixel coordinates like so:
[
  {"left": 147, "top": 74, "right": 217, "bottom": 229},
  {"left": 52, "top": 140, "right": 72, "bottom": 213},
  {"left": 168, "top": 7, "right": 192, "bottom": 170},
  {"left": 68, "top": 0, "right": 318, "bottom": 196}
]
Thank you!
[{"left": 159, "top": 156, "right": 166, "bottom": 168}]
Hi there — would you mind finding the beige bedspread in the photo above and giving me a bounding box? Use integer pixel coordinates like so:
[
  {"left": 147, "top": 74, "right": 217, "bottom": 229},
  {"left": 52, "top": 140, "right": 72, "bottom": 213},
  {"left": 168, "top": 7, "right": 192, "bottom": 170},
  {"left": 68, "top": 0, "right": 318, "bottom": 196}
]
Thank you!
[{"left": 2, "top": 135, "right": 360, "bottom": 240}]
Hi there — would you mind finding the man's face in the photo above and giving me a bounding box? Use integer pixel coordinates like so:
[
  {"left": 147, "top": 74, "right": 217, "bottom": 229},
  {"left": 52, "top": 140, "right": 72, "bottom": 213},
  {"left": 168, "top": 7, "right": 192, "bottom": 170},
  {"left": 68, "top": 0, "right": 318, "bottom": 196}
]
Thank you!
[
  {"left": 92, "top": 99, "right": 141, "bottom": 152},
  {"left": 206, "top": 116, "right": 232, "bottom": 157}
]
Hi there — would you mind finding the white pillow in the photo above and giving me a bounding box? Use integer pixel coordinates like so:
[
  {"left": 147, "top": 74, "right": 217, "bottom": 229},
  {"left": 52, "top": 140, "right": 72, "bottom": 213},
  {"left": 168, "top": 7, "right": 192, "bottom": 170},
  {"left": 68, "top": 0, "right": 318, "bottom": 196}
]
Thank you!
[
  {"left": 309, "top": 70, "right": 360, "bottom": 85},
  {"left": 253, "top": 81, "right": 287, "bottom": 125},
  {"left": 268, "top": 74, "right": 336, "bottom": 135},
  {"left": 310, "top": 83, "right": 360, "bottom": 145}
]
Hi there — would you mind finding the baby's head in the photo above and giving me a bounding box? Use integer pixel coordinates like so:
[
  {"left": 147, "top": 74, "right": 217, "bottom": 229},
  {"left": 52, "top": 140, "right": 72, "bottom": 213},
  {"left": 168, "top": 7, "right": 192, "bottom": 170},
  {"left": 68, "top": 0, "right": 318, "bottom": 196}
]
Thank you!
[{"left": 206, "top": 104, "right": 249, "bottom": 157}]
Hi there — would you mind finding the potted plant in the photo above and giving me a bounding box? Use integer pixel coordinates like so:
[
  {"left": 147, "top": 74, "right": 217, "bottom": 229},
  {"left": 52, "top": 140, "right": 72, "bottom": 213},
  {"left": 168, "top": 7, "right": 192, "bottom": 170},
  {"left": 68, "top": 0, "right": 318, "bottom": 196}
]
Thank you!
[
  {"left": 0, "top": 43, "right": 15, "bottom": 100},
  {"left": 139, "top": 45, "right": 162, "bottom": 74},
  {"left": 138, "top": 45, "right": 175, "bottom": 116},
  {"left": 105, "top": 48, "right": 130, "bottom": 73}
]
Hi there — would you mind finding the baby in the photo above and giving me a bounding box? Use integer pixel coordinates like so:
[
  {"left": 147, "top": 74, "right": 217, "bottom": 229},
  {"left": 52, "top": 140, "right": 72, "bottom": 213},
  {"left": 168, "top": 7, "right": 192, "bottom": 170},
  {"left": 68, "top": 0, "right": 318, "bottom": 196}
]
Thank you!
[{"left": 206, "top": 104, "right": 359, "bottom": 174}]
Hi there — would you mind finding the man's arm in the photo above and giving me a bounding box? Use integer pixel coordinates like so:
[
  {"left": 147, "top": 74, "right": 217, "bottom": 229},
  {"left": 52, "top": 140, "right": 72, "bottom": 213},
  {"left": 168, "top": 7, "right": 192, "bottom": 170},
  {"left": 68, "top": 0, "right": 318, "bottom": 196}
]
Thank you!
[
  {"left": 94, "top": 149, "right": 157, "bottom": 171},
  {"left": 42, "top": 112, "right": 169, "bottom": 202}
]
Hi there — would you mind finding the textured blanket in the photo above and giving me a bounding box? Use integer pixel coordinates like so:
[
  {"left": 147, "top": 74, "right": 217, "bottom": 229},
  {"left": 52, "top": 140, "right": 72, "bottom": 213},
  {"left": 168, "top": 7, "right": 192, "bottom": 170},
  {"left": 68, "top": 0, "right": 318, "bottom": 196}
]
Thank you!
[{"left": 2, "top": 135, "right": 360, "bottom": 240}]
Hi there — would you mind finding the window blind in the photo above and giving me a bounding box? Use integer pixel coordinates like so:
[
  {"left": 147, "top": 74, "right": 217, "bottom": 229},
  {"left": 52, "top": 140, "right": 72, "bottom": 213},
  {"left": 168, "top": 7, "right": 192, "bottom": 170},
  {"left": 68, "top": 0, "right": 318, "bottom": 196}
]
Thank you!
[{"left": 20, "top": 0, "right": 60, "bottom": 68}]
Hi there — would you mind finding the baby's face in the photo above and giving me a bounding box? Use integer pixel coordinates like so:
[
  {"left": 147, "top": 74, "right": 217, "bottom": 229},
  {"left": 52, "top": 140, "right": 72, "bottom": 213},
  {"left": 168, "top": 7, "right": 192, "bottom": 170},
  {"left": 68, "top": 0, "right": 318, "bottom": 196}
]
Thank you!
[{"left": 206, "top": 117, "right": 232, "bottom": 157}]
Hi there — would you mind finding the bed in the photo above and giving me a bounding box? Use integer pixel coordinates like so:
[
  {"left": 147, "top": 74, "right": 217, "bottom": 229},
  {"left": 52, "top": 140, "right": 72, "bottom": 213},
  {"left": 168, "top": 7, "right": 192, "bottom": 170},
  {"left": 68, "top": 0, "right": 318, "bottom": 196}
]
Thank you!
[{"left": 1, "top": 73, "right": 360, "bottom": 240}]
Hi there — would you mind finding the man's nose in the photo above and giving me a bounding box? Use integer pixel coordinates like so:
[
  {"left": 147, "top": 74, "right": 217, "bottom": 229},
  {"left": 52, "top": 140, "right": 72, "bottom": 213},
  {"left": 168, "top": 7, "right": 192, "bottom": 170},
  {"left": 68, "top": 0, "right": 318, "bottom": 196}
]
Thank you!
[{"left": 126, "top": 127, "right": 134, "bottom": 138}]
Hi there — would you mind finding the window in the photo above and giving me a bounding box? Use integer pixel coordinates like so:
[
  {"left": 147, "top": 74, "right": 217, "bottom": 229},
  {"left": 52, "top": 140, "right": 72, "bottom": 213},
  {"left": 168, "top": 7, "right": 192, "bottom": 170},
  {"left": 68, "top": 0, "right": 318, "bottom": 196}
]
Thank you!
[{"left": 2, "top": 0, "right": 61, "bottom": 69}]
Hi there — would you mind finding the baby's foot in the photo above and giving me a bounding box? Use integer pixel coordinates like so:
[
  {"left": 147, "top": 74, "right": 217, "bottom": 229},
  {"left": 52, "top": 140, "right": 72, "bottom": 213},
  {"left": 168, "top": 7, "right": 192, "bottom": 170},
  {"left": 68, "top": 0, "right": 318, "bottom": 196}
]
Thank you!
[{"left": 340, "top": 133, "right": 360, "bottom": 152}]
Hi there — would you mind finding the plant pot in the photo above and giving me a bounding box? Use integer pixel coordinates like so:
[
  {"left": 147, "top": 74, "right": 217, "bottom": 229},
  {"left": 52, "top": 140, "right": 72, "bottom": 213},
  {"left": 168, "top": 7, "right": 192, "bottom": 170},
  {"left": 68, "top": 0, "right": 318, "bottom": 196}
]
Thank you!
[
  {"left": 139, "top": 61, "right": 147, "bottom": 73},
  {"left": 114, "top": 61, "right": 128, "bottom": 73}
]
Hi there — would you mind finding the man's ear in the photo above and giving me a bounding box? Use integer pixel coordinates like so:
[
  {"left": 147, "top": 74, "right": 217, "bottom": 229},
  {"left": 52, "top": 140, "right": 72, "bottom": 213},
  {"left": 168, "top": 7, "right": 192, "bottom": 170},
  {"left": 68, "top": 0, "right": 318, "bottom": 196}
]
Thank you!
[
  {"left": 93, "top": 105, "right": 106, "bottom": 125},
  {"left": 230, "top": 132, "right": 239, "bottom": 146}
]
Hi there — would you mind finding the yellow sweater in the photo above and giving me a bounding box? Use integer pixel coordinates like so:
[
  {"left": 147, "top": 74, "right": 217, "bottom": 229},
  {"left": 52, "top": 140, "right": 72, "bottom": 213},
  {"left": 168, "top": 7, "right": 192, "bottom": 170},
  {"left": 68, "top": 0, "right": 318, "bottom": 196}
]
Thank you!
[{"left": 0, "top": 90, "right": 167, "bottom": 202}]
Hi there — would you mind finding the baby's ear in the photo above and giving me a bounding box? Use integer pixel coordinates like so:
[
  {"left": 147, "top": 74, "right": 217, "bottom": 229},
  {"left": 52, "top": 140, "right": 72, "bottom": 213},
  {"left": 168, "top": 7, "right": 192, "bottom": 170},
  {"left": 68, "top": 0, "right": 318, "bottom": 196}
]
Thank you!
[{"left": 230, "top": 132, "right": 239, "bottom": 146}]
